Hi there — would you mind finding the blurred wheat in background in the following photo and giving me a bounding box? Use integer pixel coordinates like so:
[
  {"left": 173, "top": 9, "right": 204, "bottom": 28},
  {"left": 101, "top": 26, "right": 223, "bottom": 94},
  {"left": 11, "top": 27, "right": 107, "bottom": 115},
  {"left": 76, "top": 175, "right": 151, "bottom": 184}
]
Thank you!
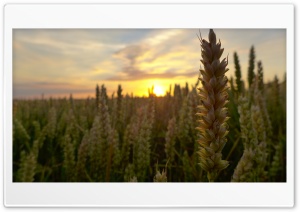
[{"left": 13, "top": 29, "right": 286, "bottom": 182}]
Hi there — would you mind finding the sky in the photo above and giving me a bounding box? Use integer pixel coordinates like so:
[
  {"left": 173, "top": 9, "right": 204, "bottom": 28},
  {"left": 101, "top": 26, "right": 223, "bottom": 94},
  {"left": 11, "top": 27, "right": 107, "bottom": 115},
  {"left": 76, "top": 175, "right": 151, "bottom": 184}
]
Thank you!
[{"left": 13, "top": 29, "right": 286, "bottom": 99}]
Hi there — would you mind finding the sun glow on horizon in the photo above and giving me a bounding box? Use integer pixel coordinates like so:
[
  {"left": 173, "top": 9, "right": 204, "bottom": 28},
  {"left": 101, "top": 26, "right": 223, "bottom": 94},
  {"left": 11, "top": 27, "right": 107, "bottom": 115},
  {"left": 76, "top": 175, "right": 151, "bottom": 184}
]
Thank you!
[
  {"left": 13, "top": 29, "right": 286, "bottom": 99},
  {"left": 153, "top": 85, "right": 165, "bottom": 96}
]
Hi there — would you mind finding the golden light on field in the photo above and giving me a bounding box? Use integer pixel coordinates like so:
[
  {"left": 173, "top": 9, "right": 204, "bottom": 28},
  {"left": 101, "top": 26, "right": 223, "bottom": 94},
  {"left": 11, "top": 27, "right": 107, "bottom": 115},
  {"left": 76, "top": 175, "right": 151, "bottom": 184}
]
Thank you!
[{"left": 153, "top": 85, "right": 165, "bottom": 96}]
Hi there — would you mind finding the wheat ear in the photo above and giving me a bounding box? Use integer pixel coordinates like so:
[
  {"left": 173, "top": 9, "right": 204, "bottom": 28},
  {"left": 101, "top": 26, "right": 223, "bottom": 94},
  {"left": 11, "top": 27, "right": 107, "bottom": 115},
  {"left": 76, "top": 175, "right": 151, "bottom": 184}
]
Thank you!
[
  {"left": 196, "top": 29, "right": 229, "bottom": 182},
  {"left": 232, "top": 96, "right": 257, "bottom": 182}
]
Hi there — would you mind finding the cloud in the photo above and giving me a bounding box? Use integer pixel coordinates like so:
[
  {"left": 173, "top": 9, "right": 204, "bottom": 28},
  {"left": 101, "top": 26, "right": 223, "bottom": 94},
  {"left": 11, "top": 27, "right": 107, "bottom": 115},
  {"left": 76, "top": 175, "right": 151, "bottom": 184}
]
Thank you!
[
  {"left": 114, "top": 44, "right": 149, "bottom": 66},
  {"left": 13, "top": 29, "right": 127, "bottom": 86},
  {"left": 110, "top": 43, "right": 198, "bottom": 81},
  {"left": 106, "top": 66, "right": 197, "bottom": 81},
  {"left": 108, "top": 29, "right": 200, "bottom": 82},
  {"left": 13, "top": 81, "right": 93, "bottom": 99},
  {"left": 13, "top": 29, "right": 286, "bottom": 98},
  {"left": 144, "top": 29, "right": 183, "bottom": 46}
]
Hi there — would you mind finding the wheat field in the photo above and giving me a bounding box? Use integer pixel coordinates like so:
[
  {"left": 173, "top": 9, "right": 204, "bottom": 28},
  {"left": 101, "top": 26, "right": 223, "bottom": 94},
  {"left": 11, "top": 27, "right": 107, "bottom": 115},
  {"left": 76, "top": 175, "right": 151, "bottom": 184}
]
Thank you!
[{"left": 13, "top": 29, "right": 286, "bottom": 182}]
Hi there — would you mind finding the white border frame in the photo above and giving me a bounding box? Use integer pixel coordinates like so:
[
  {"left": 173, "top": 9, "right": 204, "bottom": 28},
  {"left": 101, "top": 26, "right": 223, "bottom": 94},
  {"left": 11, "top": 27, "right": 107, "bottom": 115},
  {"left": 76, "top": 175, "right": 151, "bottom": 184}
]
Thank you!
[{"left": 3, "top": 4, "right": 294, "bottom": 207}]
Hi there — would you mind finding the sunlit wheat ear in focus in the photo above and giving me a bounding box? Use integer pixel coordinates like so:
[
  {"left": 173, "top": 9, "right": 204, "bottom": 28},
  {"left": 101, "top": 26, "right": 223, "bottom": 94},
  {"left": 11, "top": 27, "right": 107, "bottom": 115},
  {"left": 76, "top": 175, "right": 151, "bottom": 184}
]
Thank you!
[{"left": 196, "top": 29, "right": 230, "bottom": 182}]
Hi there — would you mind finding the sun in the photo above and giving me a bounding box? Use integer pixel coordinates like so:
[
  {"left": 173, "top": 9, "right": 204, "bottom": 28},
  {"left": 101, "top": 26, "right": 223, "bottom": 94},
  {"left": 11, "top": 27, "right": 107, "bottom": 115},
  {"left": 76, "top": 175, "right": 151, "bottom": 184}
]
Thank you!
[{"left": 153, "top": 85, "right": 165, "bottom": 97}]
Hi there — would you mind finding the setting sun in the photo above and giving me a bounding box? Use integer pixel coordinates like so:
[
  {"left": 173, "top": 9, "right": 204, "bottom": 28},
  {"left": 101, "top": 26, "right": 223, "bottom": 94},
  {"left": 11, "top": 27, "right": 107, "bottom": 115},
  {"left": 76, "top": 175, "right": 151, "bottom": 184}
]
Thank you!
[{"left": 153, "top": 85, "right": 165, "bottom": 96}]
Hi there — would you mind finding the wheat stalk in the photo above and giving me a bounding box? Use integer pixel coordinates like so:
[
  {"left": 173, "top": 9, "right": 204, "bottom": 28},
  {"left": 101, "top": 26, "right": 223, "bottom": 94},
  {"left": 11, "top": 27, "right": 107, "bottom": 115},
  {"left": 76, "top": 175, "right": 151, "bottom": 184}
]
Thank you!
[
  {"left": 63, "top": 134, "right": 76, "bottom": 181},
  {"left": 196, "top": 29, "right": 229, "bottom": 182},
  {"left": 153, "top": 161, "right": 168, "bottom": 182},
  {"left": 124, "top": 163, "right": 136, "bottom": 182},
  {"left": 76, "top": 131, "right": 90, "bottom": 181},
  {"left": 238, "top": 96, "right": 258, "bottom": 149},
  {"left": 17, "top": 139, "right": 39, "bottom": 182},
  {"left": 165, "top": 117, "right": 177, "bottom": 164},
  {"left": 153, "top": 169, "right": 167, "bottom": 182},
  {"left": 251, "top": 105, "right": 268, "bottom": 180},
  {"left": 232, "top": 96, "right": 257, "bottom": 182},
  {"left": 46, "top": 107, "right": 57, "bottom": 140},
  {"left": 270, "top": 142, "right": 283, "bottom": 180},
  {"left": 232, "top": 149, "right": 255, "bottom": 182}
]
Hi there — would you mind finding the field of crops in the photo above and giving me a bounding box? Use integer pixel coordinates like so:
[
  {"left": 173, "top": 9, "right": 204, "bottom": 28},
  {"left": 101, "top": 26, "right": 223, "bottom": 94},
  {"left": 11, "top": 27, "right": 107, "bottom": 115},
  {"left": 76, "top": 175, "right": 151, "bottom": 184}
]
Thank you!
[{"left": 13, "top": 30, "right": 286, "bottom": 182}]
